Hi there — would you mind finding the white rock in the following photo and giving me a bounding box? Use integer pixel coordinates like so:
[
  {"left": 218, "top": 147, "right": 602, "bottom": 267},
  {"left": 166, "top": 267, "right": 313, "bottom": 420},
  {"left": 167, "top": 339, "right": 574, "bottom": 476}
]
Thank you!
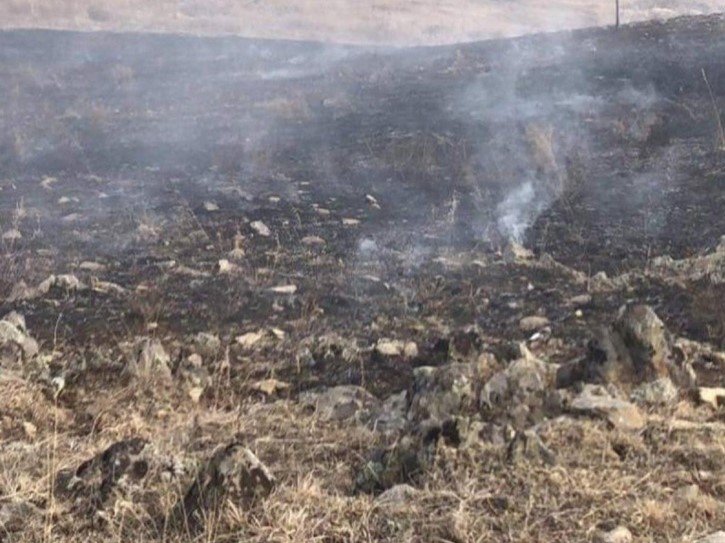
[
  {"left": 519, "top": 316, "right": 551, "bottom": 332},
  {"left": 594, "top": 526, "right": 632, "bottom": 543},
  {"left": 250, "top": 220, "right": 271, "bottom": 237},
  {"left": 269, "top": 284, "right": 297, "bottom": 294},
  {"left": 695, "top": 533, "right": 725, "bottom": 543}
]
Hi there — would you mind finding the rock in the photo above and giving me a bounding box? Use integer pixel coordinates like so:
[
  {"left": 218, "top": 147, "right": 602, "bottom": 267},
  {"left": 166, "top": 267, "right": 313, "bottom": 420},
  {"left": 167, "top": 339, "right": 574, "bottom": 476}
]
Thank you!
[
  {"left": 192, "top": 332, "right": 221, "bottom": 358},
  {"left": 375, "top": 339, "right": 406, "bottom": 357},
  {"left": 7, "top": 274, "right": 84, "bottom": 302},
  {"left": 520, "top": 316, "right": 551, "bottom": 332},
  {"left": 564, "top": 305, "right": 693, "bottom": 390},
  {"left": 408, "top": 363, "right": 478, "bottom": 425},
  {"left": 253, "top": 378, "right": 291, "bottom": 397},
  {"left": 268, "top": 284, "right": 297, "bottom": 294},
  {"left": 217, "top": 258, "right": 238, "bottom": 274},
  {"left": 369, "top": 390, "right": 408, "bottom": 434},
  {"left": 674, "top": 484, "right": 700, "bottom": 502},
  {"left": 503, "top": 241, "right": 534, "bottom": 264},
  {"left": 506, "top": 430, "right": 556, "bottom": 465},
  {"left": 125, "top": 338, "right": 172, "bottom": 381},
  {"left": 480, "top": 352, "right": 554, "bottom": 427},
  {"left": 355, "top": 436, "right": 422, "bottom": 494},
  {"left": 300, "top": 385, "right": 380, "bottom": 422},
  {"left": 594, "top": 526, "right": 633, "bottom": 543},
  {"left": 613, "top": 304, "right": 672, "bottom": 381},
  {"left": 569, "top": 385, "right": 645, "bottom": 431},
  {"left": 374, "top": 339, "right": 418, "bottom": 359},
  {"left": 695, "top": 533, "right": 725, "bottom": 543},
  {"left": 169, "top": 443, "right": 274, "bottom": 535},
  {"left": 374, "top": 483, "right": 419, "bottom": 506},
  {"left": 250, "top": 220, "right": 271, "bottom": 237},
  {"left": 0, "top": 500, "right": 39, "bottom": 532},
  {"left": 697, "top": 387, "right": 725, "bottom": 409},
  {"left": 631, "top": 377, "right": 678, "bottom": 406},
  {"left": 568, "top": 293, "right": 592, "bottom": 307},
  {"left": 0, "top": 312, "right": 39, "bottom": 363},
  {"left": 55, "top": 437, "right": 150, "bottom": 509},
  {"left": 301, "top": 235, "right": 326, "bottom": 246}
]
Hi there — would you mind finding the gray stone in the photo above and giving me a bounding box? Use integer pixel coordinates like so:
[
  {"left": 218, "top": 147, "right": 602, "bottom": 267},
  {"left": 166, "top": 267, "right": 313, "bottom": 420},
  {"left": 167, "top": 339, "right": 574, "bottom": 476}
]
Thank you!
[
  {"left": 631, "top": 377, "right": 678, "bottom": 406},
  {"left": 569, "top": 385, "right": 645, "bottom": 431},
  {"left": 695, "top": 533, "right": 725, "bottom": 543},
  {"left": 594, "top": 526, "right": 633, "bottom": 543},
  {"left": 520, "top": 316, "right": 551, "bottom": 332},
  {"left": 300, "top": 385, "right": 380, "bottom": 422},
  {"left": 192, "top": 332, "right": 221, "bottom": 358},
  {"left": 408, "top": 363, "right": 479, "bottom": 425},
  {"left": 374, "top": 483, "right": 419, "bottom": 506}
]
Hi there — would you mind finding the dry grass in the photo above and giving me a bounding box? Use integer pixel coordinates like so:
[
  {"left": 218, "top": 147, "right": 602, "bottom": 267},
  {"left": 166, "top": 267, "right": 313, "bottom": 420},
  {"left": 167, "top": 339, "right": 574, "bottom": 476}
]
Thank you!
[
  {"left": 2, "top": 368, "right": 725, "bottom": 542},
  {"left": 0, "top": 0, "right": 722, "bottom": 45}
]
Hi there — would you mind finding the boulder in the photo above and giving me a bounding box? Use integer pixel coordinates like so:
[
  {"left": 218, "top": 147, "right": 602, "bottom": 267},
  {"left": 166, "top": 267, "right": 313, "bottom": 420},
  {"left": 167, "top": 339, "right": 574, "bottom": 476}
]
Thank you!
[
  {"left": 559, "top": 305, "right": 694, "bottom": 390},
  {"left": 695, "top": 533, "right": 725, "bottom": 543}
]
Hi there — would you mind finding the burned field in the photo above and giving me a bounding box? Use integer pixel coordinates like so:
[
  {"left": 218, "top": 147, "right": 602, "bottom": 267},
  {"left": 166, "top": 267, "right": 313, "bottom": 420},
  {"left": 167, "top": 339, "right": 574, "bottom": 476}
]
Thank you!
[{"left": 1, "top": 13, "right": 725, "bottom": 543}]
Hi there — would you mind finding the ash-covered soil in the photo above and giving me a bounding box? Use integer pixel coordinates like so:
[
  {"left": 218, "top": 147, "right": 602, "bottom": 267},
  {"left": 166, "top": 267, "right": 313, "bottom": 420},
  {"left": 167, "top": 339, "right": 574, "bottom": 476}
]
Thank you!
[{"left": 0, "top": 13, "right": 724, "bottom": 543}]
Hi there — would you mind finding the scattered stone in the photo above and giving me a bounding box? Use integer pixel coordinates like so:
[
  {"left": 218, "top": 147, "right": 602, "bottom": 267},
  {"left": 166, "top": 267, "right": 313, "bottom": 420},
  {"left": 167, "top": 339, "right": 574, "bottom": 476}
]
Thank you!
[
  {"left": 301, "top": 235, "right": 326, "bottom": 245},
  {"left": 236, "top": 331, "right": 265, "bottom": 349},
  {"left": 503, "top": 241, "right": 534, "bottom": 264},
  {"left": 79, "top": 261, "right": 107, "bottom": 273},
  {"left": 7, "top": 274, "right": 84, "bottom": 302},
  {"left": 342, "top": 218, "right": 360, "bottom": 226},
  {"left": 675, "top": 484, "right": 700, "bottom": 502},
  {"left": 192, "top": 332, "right": 221, "bottom": 358},
  {"left": 203, "top": 201, "right": 219, "bottom": 212},
  {"left": 217, "top": 258, "right": 239, "bottom": 274},
  {"left": 695, "top": 533, "right": 725, "bottom": 543},
  {"left": 169, "top": 443, "right": 274, "bottom": 535},
  {"left": 374, "top": 339, "right": 417, "bottom": 358},
  {"left": 374, "top": 483, "right": 419, "bottom": 506},
  {"left": 697, "top": 387, "right": 725, "bottom": 409},
  {"left": 253, "top": 378, "right": 291, "bottom": 397},
  {"left": 409, "top": 363, "right": 479, "bottom": 426},
  {"left": 250, "top": 220, "right": 271, "bottom": 237},
  {"left": 2, "top": 228, "right": 22, "bottom": 241},
  {"left": 268, "top": 284, "right": 297, "bottom": 294},
  {"left": 371, "top": 390, "right": 408, "bottom": 434},
  {"left": 568, "top": 293, "right": 592, "bottom": 307},
  {"left": 594, "top": 526, "right": 633, "bottom": 543},
  {"left": 631, "top": 377, "right": 678, "bottom": 406},
  {"left": 569, "top": 385, "right": 645, "bottom": 431},
  {"left": 0, "top": 311, "right": 39, "bottom": 363},
  {"left": 519, "top": 316, "right": 551, "bottom": 332},
  {"left": 301, "top": 385, "right": 380, "bottom": 422}
]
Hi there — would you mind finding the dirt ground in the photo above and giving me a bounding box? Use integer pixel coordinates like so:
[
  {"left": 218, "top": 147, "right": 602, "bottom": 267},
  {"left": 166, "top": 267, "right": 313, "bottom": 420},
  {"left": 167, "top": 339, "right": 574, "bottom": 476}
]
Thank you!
[
  {"left": 0, "top": 8, "right": 725, "bottom": 543},
  {"left": 0, "top": 0, "right": 723, "bottom": 44}
]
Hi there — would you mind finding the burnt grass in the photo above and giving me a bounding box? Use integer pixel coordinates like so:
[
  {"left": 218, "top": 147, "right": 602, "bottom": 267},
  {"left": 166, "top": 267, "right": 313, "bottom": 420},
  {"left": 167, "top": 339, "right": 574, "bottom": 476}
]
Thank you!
[{"left": 0, "top": 12, "right": 724, "bottom": 543}]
